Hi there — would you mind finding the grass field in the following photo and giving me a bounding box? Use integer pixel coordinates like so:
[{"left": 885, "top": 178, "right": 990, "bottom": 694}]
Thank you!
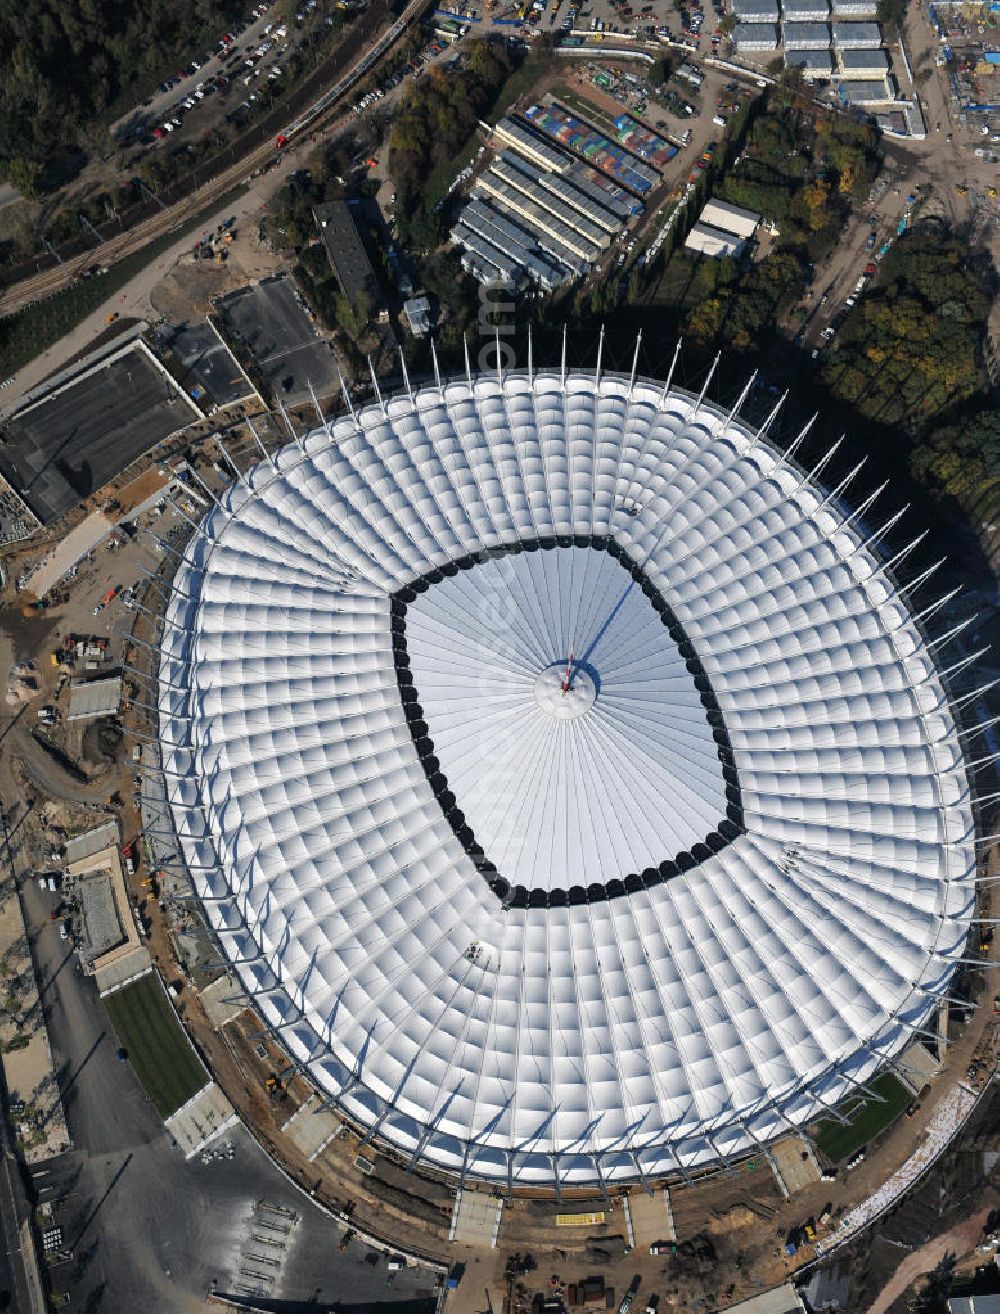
[
  {"left": 813, "top": 1071, "right": 912, "bottom": 1164},
  {"left": 103, "top": 972, "right": 207, "bottom": 1119}
]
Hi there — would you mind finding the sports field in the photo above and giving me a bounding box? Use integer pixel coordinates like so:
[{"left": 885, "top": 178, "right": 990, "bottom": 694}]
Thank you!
[
  {"left": 103, "top": 972, "right": 207, "bottom": 1118},
  {"left": 813, "top": 1071, "right": 912, "bottom": 1164}
]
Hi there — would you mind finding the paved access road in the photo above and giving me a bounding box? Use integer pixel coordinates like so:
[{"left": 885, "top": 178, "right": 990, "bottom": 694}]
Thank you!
[{"left": 21, "top": 873, "right": 437, "bottom": 1312}]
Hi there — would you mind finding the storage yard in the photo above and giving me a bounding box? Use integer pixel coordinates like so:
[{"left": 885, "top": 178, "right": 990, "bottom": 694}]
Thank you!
[
  {"left": 452, "top": 103, "right": 656, "bottom": 288},
  {"left": 449, "top": 85, "right": 699, "bottom": 290}
]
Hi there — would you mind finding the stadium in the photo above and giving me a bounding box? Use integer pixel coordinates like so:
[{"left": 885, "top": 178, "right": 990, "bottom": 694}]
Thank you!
[{"left": 155, "top": 362, "right": 977, "bottom": 1192}]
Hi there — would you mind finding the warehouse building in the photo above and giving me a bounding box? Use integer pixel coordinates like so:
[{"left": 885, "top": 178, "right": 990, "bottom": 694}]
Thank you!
[
  {"left": 489, "top": 153, "right": 617, "bottom": 245},
  {"left": 493, "top": 116, "right": 572, "bottom": 173},
  {"left": 451, "top": 222, "right": 527, "bottom": 288},
  {"left": 700, "top": 199, "right": 761, "bottom": 239},
  {"left": 685, "top": 223, "right": 746, "bottom": 259},
  {"left": 840, "top": 76, "right": 894, "bottom": 102},
  {"left": 830, "top": 0, "right": 877, "bottom": 14},
  {"left": 732, "top": 0, "right": 779, "bottom": 21},
  {"left": 684, "top": 197, "right": 761, "bottom": 260},
  {"left": 474, "top": 174, "right": 606, "bottom": 262},
  {"left": 837, "top": 46, "right": 890, "bottom": 75},
  {"left": 453, "top": 197, "right": 586, "bottom": 289},
  {"left": 781, "top": 21, "right": 831, "bottom": 47},
  {"left": 733, "top": 22, "right": 780, "bottom": 47},
  {"left": 786, "top": 47, "right": 835, "bottom": 74},
  {"left": 832, "top": 20, "right": 882, "bottom": 44},
  {"left": 782, "top": 0, "right": 830, "bottom": 20}
]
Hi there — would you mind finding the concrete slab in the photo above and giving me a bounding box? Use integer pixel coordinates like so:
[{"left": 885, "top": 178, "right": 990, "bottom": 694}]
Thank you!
[
  {"left": 64, "top": 841, "right": 142, "bottom": 980},
  {"left": 770, "top": 1135, "right": 822, "bottom": 1195},
  {"left": 64, "top": 822, "right": 119, "bottom": 865},
  {"left": 898, "top": 1041, "right": 940, "bottom": 1093},
  {"left": 167, "top": 320, "right": 257, "bottom": 410},
  {"left": 199, "top": 972, "right": 248, "bottom": 1029},
  {"left": 627, "top": 1187, "right": 675, "bottom": 1245},
  {"left": 95, "top": 945, "right": 151, "bottom": 996},
  {"left": 23, "top": 512, "right": 115, "bottom": 599},
  {"left": 216, "top": 275, "right": 340, "bottom": 406},
  {"left": 281, "top": 1094, "right": 342, "bottom": 1161},
  {"left": 448, "top": 1189, "right": 504, "bottom": 1246},
  {"left": 77, "top": 868, "right": 125, "bottom": 965},
  {"left": 165, "top": 1080, "right": 238, "bottom": 1158}
]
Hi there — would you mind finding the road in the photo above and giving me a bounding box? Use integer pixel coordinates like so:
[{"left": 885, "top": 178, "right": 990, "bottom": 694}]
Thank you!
[
  {"left": 19, "top": 867, "right": 438, "bottom": 1312},
  {"left": 0, "top": 0, "right": 431, "bottom": 323},
  {"left": 0, "top": 1100, "right": 41, "bottom": 1314},
  {"left": 863, "top": 1202, "right": 995, "bottom": 1314}
]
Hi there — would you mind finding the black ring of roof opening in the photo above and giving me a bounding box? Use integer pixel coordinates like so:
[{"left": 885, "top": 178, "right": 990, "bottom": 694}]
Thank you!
[{"left": 390, "top": 536, "right": 744, "bottom": 909}]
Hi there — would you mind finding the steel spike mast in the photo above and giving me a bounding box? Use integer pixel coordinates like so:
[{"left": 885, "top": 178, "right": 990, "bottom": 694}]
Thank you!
[{"left": 561, "top": 651, "right": 574, "bottom": 694}]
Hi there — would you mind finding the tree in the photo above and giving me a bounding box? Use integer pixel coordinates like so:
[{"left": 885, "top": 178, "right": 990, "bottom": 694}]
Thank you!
[
  {"left": 876, "top": 0, "right": 907, "bottom": 30},
  {"left": 4, "top": 158, "right": 42, "bottom": 199},
  {"left": 649, "top": 57, "right": 671, "bottom": 87}
]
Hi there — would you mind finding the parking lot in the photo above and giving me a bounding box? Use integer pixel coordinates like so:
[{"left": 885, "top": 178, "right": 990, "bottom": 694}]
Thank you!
[
  {"left": 217, "top": 274, "right": 341, "bottom": 405},
  {"left": 0, "top": 343, "right": 199, "bottom": 526},
  {"left": 114, "top": 0, "right": 333, "bottom": 153}
]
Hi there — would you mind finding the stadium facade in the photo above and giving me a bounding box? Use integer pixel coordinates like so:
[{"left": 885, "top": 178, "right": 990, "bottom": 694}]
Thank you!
[{"left": 155, "top": 364, "right": 977, "bottom": 1190}]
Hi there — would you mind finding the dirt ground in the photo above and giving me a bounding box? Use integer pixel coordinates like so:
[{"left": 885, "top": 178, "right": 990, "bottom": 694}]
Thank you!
[
  {"left": 865, "top": 1203, "right": 997, "bottom": 1314},
  {"left": 148, "top": 221, "right": 286, "bottom": 324}
]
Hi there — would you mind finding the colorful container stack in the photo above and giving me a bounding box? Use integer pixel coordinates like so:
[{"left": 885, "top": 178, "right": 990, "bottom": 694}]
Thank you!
[
  {"left": 612, "top": 114, "right": 678, "bottom": 168},
  {"left": 523, "top": 102, "right": 659, "bottom": 195}
]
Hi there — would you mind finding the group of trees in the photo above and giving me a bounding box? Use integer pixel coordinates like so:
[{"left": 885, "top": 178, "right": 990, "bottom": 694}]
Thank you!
[
  {"left": 0, "top": 0, "right": 247, "bottom": 188},
  {"left": 387, "top": 39, "right": 519, "bottom": 249},
  {"left": 716, "top": 94, "right": 879, "bottom": 258},
  {"left": 823, "top": 231, "right": 999, "bottom": 503},
  {"left": 664, "top": 94, "right": 879, "bottom": 351}
]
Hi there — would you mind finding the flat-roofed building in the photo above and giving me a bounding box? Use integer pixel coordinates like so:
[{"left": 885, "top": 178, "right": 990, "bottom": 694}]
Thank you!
[
  {"left": 684, "top": 221, "right": 746, "bottom": 259},
  {"left": 403, "top": 296, "right": 433, "bottom": 337},
  {"left": 786, "top": 47, "right": 835, "bottom": 74},
  {"left": 313, "top": 200, "right": 384, "bottom": 314},
  {"left": 700, "top": 198, "right": 761, "bottom": 239},
  {"left": 840, "top": 76, "right": 893, "bottom": 101},
  {"left": 830, "top": 0, "right": 877, "bottom": 15},
  {"left": 837, "top": 46, "right": 889, "bottom": 75},
  {"left": 832, "top": 19, "right": 882, "bottom": 44},
  {"left": 733, "top": 21, "right": 779, "bottom": 46},
  {"left": 732, "top": 0, "right": 779, "bottom": 21},
  {"left": 68, "top": 676, "right": 122, "bottom": 722},
  {"left": 782, "top": 0, "right": 830, "bottom": 19},
  {"left": 782, "top": 20, "right": 831, "bottom": 46}
]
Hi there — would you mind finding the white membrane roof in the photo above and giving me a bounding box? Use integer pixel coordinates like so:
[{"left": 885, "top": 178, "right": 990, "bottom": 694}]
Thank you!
[
  {"left": 157, "top": 370, "right": 976, "bottom": 1188},
  {"left": 403, "top": 546, "right": 728, "bottom": 890}
]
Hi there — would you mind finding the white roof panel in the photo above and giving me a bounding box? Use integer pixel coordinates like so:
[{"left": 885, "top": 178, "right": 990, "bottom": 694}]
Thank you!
[{"left": 157, "top": 370, "right": 977, "bottom": 1189}]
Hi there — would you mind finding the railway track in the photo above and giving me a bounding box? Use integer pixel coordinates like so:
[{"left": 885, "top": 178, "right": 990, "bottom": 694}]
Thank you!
[{"left": 0, "top": 0, "right": 430, "bottom": 319}]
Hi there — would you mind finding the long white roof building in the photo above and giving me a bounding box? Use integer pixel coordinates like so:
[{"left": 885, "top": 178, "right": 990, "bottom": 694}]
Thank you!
[{"left": 156, "top": 368, "right": 977, "bottom": 1190}]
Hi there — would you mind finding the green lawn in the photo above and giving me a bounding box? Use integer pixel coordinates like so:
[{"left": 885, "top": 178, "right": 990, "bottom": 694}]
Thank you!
[
  {"left": 103, "top": 972, "right": 207, "bottom": 1119},
  {"left": 813, "top": 1071, "right": 912, "bottom": 1164}
]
